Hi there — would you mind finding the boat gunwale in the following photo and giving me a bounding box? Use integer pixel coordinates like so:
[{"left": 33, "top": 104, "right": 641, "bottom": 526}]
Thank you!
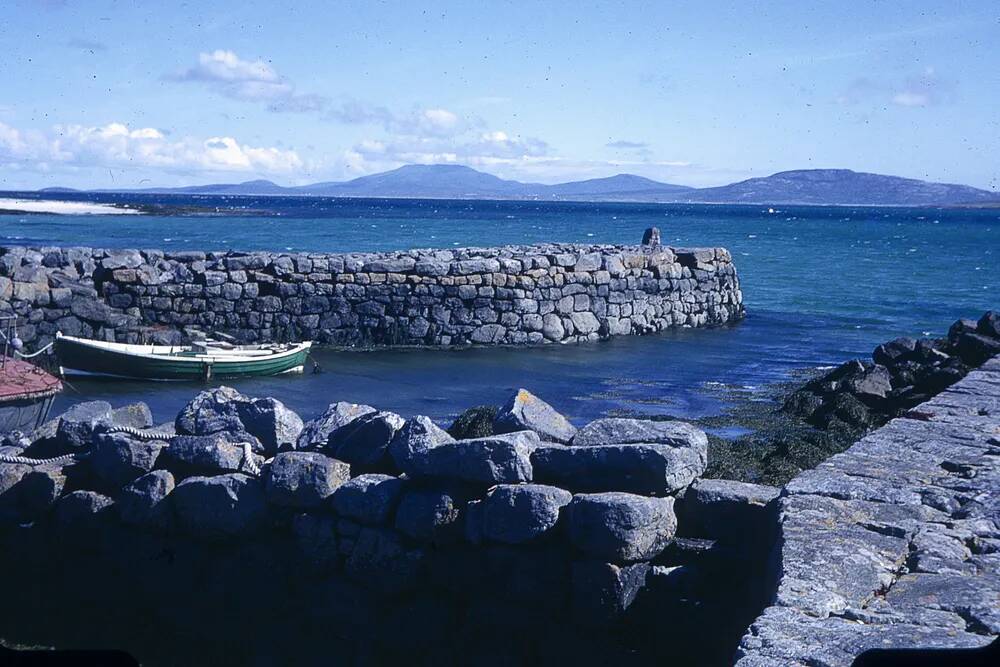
[{"left": 55, "top": 333, "right": 312, "bottom": 365}]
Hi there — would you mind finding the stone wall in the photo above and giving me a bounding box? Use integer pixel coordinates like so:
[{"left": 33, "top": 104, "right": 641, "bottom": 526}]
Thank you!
[
  {"left": 0, "top": 241, "right": 743, "bottom": 350},
  {"left": 736, "top": 357, "right": 1000, "bottom": 665},
  {"left": 0, "top": 388, "right": 771, "bottom": 665}
]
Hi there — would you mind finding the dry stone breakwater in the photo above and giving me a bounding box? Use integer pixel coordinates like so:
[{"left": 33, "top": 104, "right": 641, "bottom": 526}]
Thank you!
[
  {"left": 0, "top": 387, "right": 776, "bottom": 665},
  {"left": 0, "top": 234, "right": 743, "bottom": 351}
]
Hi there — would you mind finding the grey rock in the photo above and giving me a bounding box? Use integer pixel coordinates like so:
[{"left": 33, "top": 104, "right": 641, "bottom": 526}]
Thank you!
[
  {"left": 291, "top": 513, "right": 339, "bottom": 568},
  {"left": 19, "top": 465, "right": 67, "bottom": 516},
  {"left": 89, "top": 432, "right": 165, "bottom": 490},
  {"left": 329, "top": 473, "right": 404, "bottom": 525},
  {"left": 493, "top": 388, "right": 576, "bottom": 444},
  {"left": 234, "top": 396, "right": 303, "bottom": 454},
  {"left": 571, "top": 560, "right": 650, "bottom": 625},
  {"left": 345, "top": 526, "right": 425, "bottom": 594},
  {"left": 264, "top": 451, "right": 350, "bottom": 509},
  {"left": 847, "top": 364, "right": 893, "bottom": 400},
  {"left": 325, "top": 410, "right": 405, "bottom": 470},
  {"left": 531, "top": 442, "right": 705, "bottom": 494},
  {"left": 117, "top": 470, "right": 175, "bottom": 527},
  {"left": 572, "top": 418, "right": 708, "bottom": 452},
  {"left": 297, "top": 401, "right": 376, "bottom": 449},
  {"left": 110, "top": 402, "right": 154, "bottom": 429},
  {"left": 478, "top": 483, "right": 572, "bottom": 544},
  {"left": 387, "top": 415, "right": 455, "bottom": 471},
  {"left": 56, "top": 400, "right": 113, "bottom": 448},
  {"left": 171, "top": 473, "right": 268, "bottom": 539},
  {"left": 403, "top": 431, "right": 538, "bottom": 484},
  {"left": 174, "top": 386, "right": 246, "bottom": 436},
  {"left": 681, "top": 478, "right": 780, "bottom": 542},
  {"left": 566, "top": 492, "right": 676, "bottom": 562},
  {"left": 394, "top": 490, "right": 462, "bottom": 542},
  {"left": 162, "top": 431, "right": 263, "bottom": 476},
  {"left": 54, "top": 490, "right": 114, "bottom": 528},
  {"left": 174, "top": 386, "right": 302, "bottom": 455}
]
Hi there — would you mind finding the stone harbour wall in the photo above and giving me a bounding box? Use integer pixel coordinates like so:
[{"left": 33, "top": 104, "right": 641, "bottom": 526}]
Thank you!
[
  {"left": 736, "top": 357, "right": 1000, "bottom": 665},
  {"left": 0, "top": 240, "right": 743, "bottom": 349}
]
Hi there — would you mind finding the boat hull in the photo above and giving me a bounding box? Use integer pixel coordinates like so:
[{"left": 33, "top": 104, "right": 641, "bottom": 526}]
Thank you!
[
  {"left": 0, "top": 393, "right": 57, "bottom": 435},
  {"left": 54, "top": 336, "right": 311, "bottom": 381}
]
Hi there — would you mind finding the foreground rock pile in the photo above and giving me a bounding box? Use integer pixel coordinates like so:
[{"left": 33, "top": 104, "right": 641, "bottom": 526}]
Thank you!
[
  {"left": 0, "top": 241, "right": 743, "bottom": 350},
  {"left": 0, "top": 387, "right": 774, "bottom": 665},
  {"left": 783, "top": 311, "right": 1000, "bottom": 432}
]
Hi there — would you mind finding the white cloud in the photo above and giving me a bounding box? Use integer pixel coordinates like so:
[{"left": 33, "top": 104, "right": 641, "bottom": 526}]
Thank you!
[
  {"left": 891, "top": 91, "right": 930, "bottom": 107},
  {"left": 170, "top": 49, "right": 321, "bottom": 110},
  {"left": 838, "top": 67, "right": 955, "bottom": 108},
  {"left": 0, "top": 120, "right": 303, "bottom": 175}
]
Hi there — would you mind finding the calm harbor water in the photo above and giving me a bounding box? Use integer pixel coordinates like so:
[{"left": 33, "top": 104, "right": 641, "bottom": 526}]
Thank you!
[{"left": 2, "top": 194, "right": 997, "bottom": 427}]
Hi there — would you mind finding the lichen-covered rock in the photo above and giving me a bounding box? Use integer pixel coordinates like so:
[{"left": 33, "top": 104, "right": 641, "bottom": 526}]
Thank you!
[
  {"left": 447, "top": 405, "right": 498, "bottom": 440},
  {"left": 297, "top": 401, "right": 376, "bottom": 449},
  {"left": 476, "top": 484, "right": 572, "bottom": 544},
  {"left": 531, "top": 442, "right": 705, "bottom": 495},
  {"left": 171, "top": 473, "right": 267, "bottom": 539},
  {"left": 55, "top": 400, "right": 113, "bottom": 448},
  {"left": 326, "top": 410, "right": 405, "bottom": 470},
  {"left": 174, "top": 386, "right": 302, "bottom": 455},
  {"left": 394, "top": 490, "right": 462, "bottom": 542},
  {"left": 572, "top": 418, "right": 708, "bottom": 453},
  {"left": 89, "top": 432, "right": 165, "bottom": 490},
  {"left": 174, "top": 386, "right": 246, "bottom": 436},
  {"left": 117, "top": 470, "right": 175, "bottom": 527},
  {"left": 329, "top": 473, "right": 404, "bottom": 525},
  {"left": 235, "top": 396, "right": 303, "bottom": 454},
  {"left": 264, "top": 451, "right": 350, "bottom": 509},
  {"left": 566, "top": 492, "right": 676, "bottom": 563},
  {"left": 109, "top": 402, "right": 154, "bottom": 430},
  {"left": 54, "top": 490, "right": 114, "bottom": 528},
  {"left": 388, "top": 415, "right": 455, "bottom": 472},
  {"left": 493, "top": 389, "right": 576, "bottom": 444},
  {"left": 401, "top": 431, "right": 538, "bottom": 484},
  {"left": 161, "top": 432, "right": 263, "bottom": 476}
]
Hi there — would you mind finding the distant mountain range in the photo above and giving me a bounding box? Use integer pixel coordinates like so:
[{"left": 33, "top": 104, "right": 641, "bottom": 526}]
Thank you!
[{"left": 38, "top": 164, "right": 998, "bottom": 206}]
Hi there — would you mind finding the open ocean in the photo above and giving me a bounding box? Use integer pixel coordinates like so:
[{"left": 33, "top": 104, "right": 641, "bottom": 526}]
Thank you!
[{"left": 2, "top": 193, "right": 997, "bottom": 429}]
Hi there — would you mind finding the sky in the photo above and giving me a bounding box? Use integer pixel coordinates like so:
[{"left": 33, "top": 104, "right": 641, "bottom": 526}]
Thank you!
[{"left": 0, "top": 0, "right": 998, "bottom": 191}]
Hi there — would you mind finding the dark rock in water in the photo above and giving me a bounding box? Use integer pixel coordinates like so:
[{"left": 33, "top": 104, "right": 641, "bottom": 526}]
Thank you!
[
  {"left": 54, "top": 490, "right": 114, "bottom": 529},
  {"left": 566, "top": 492, "right": 676, "bottom": 563},
  {"left": 477, "top": 483, "right": 572, "bottom": 544},
  {"left": 447, "top": 405, "right": 498, "bottom": 439},
  {"left": 571, "top": 560, "right": 650, "bottom": 625},
  {"left": 117, "top": 470, "right": 175, "bottom": 527},
  {"left": 641, "top": 227, "right": 661, "bottom": 246},
  {"left": 954, "top": 332, "right": 1000, "bottom": 366},
  {"left": 89, "top": 432, "right": 165, "bottom": 490},
  {"left": 872, "top": 337, "right": 917, "bottom": 366},
  {"left": 388, "top": 415, "right": 455, "bottom": 472},
  {"left": 174, "top": 386, "right": 302, "bottom": 454},
  {"left": 264, "top": 451, "right": 350, "bottom": 509},
  {"left": 110, "top": 402, "right": 154, "bottom": 430},
  {"left": 919, "top": 362, "right": 967, "bottom": 394},
  {"left": 493, "top": 389, "right": 577, "bottom": 444},
  {"left": 531, "top": 442, "right": 705, "bottom": 495},
  {"left": 171, "top": 473, "right": 267, "bottom": 539},
  {"left": 977, "top": 310, "right": 1000, "bottom": 339},
  {"left": 846, "top": 364, "right": 892, "bottom": 401},
  {"left": 813, "top": 393, "right": 875, "bottom": 430},
  {"left": 162, "top": 431, "right": 263, "bottom": 477},
  {"left": 394, "top": 490, "right": 462, "bottom": 542},
  {"left": 291, "top": 512, "right": 339, "bottom": 568},
  {"left": 948, "top": 318, "right": 978, "bottom": 344},
  {"left": 345, "top": 526, "right": 425, "bottom": 595},
  {"left": 330, "top": 473, "right": 404, "bottom": 525},
  {"left": 326, "top": 410, "right": 405, "bottom": 470},
  {"left": 572, "top": 418, "right": 708, "bottom": 453},
  {"left": 402, "top": 431, "right": 538, "bottom": 484},
  {"left": 782, "top": 391, "right": 824, "bottom": 421},
  {"left": 680, "top": 478, "right": 779, "bottom": 543},
  {"left": 56, "top": 400, "right": 113, "bottom": 448},
  {"left": 296, "top": 401, "right": 375, "bottom": 450}
]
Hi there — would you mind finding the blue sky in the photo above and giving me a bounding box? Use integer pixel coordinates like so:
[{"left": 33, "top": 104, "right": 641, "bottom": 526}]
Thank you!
[{"left": 1, "top": 0, "right": 997, "bottom": 190}]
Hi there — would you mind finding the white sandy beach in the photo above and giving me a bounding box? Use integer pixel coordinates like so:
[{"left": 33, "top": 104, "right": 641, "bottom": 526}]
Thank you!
[{"left": 0, "top": 198, "right": 140, "bottom": 215}]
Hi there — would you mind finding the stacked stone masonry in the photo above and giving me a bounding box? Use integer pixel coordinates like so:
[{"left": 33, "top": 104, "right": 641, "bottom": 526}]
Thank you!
[
  {"left": 736, "top": 357, "right": 1000, "bottom": 665},
  {"left": 0, "top": 242, "right": 743, "bottom": 349}
]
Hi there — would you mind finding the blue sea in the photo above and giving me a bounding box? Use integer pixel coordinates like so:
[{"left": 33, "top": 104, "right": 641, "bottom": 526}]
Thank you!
[{"left": 2, "top": 193, "right": 997, "bottom": 429}]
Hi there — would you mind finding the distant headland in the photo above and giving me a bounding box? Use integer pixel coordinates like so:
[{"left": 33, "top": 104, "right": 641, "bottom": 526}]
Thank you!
[{"left": 30, "top": 165, "right": 1000, "bottom": 207}]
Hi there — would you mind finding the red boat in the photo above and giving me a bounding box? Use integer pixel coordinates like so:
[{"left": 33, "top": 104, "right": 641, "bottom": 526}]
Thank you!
[{"left": 0, "top": 317, "right": 63, "bottom": 436}]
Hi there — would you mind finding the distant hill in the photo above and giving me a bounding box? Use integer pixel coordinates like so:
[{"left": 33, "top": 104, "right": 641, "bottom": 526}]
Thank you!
[
  {"left": 49, "top": 164, "right": 999, "bottom": 206},
  {"left": 680, "top": 169, "right": 997, "bottom": 206}
]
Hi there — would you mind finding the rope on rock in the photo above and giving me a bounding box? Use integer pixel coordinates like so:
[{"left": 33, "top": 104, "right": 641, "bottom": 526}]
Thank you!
[
  {"left": 13, "top": 342, "right": 55, "bottom": 359},
  {"left": 240, "top": 441, "right": 261, "bottom": 476},
  {"left": 104, "top": 425, "right": 174, "bottom": 441},
  {"left": 0, "top": 451, "right": 84, "bottom": 466}
]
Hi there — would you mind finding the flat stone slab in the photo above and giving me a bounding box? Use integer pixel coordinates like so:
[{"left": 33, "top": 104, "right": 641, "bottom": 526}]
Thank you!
[{"left": 737, "top": 357, "right": 1000, "bottom": 665}]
